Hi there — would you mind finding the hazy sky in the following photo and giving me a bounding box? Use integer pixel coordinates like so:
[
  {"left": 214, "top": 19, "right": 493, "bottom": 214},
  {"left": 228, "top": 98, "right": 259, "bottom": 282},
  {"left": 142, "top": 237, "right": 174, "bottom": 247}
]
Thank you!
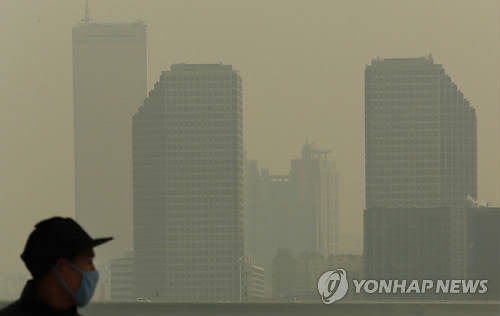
[{"left": 0, "top": 0, "right": 499, "bottom": 273}]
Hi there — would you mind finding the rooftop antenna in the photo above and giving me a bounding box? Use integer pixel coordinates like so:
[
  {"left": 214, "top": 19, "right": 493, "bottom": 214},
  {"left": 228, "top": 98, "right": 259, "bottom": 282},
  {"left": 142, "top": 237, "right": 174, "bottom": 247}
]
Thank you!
[{"left": 82, "top": 0, "right": 90, "bottom": 24}]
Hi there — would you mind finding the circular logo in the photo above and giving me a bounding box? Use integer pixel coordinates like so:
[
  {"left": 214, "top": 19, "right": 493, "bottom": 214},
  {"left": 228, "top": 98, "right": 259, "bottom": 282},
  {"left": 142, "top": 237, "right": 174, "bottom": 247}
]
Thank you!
[{"left": 317, "top": 268, "right": 349, "bottom": 304}]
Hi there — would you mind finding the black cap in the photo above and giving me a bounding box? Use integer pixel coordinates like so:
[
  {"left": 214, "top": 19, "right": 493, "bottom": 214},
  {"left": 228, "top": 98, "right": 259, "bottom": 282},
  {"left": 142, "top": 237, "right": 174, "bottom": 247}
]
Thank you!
[{"left": 20, "top": 217, "right": 113, "bottom": 279}]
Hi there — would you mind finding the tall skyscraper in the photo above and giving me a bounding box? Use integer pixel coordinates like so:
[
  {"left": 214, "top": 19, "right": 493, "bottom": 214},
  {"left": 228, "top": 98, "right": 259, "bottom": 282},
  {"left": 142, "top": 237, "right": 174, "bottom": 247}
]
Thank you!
[
  {"left": 72, "top": 22, "right": 147, "bottom": 262},
  {"left": 365, "top": 55, "right": 476, "bottom": 209},
  {"left": 364, "top": 55, "right": 477, "bottom": 280},
  {"left": 290, "top": 143, "right": 339, "bottom": 257},
  {"left": 133, "top": 64, "right": 244, "bottom": 302}
]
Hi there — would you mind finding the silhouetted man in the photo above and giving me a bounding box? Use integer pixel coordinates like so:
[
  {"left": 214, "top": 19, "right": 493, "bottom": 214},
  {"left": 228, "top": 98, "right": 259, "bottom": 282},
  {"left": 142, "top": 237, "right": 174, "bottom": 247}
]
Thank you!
[{"left": 0, "top": 217, "right": 112, "bottom": 315}]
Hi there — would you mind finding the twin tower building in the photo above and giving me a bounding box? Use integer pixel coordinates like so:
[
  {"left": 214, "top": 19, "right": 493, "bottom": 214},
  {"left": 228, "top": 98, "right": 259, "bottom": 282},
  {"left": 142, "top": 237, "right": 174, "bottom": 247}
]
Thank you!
[{"left": 73, "top": 21, "right": 484, "bottom": 301}]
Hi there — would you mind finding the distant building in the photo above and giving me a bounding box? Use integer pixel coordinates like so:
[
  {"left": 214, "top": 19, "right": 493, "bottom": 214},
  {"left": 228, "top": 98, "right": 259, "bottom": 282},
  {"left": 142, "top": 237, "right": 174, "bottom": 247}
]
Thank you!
[
  {"left": 72, "top": 22, "right": 147, "bottom": 261},
  {"left": 327, "top": 254, "right": 363, "bottom": 300},
  {"left": 242, "top": 256, "right": 265, "bottom": 301},
  {"left": 133, "top": 64, "right": 244, "bottom": 302},
  {"left": 246, "top": 142, "right": 339, "bottom": 298},
  {"left": 245, "top": 162, "right": 293, "bottom": 297},
  {"left": 364, "top": 56, "right": 477, "bottom": 281},
  {"left": 294, "top": 251, "right": 329, "bottom": 299},
  {"left": 272, "top": 249, "right": 331, "bottom": 300},
  {"left": 271, "top": 248, "right": 298, "bottom": 300},
  {"left": 290, "top": 143, "right": 339, "bottom": 257},
  {"left": 272, "top": 252, "right": 363, "bottom": 301},
  {"left": 244, "top": 160, "right": 260, "bottom": 269},
  {"left": 328, "top": 254, "right": 363, "bottom": 281},
  {"left": 466, "top": 207, "right": 500, "bottom": 300},
  {"left": 110, "top": 251, "right": 135, "bottom": 302}
]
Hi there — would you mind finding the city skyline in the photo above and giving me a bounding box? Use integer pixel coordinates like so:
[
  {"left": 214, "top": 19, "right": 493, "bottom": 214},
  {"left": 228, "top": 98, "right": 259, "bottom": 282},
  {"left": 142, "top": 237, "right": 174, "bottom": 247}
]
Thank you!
[{"left": 0, "top": 0, "right": 499, "bottom": 282}]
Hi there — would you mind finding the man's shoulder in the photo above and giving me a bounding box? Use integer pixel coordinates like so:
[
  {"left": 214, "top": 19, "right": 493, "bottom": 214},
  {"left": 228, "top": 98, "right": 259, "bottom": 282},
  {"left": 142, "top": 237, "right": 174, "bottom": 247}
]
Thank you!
[{"left": 0, "top": 300, "right": 27, "bottom": 316}]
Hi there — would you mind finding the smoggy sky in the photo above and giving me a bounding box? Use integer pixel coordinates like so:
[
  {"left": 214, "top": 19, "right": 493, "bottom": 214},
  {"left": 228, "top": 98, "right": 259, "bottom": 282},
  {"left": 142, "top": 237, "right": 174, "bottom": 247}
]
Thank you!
[{"left": 0, "top": 0, "right": 499, "bottom": 273}]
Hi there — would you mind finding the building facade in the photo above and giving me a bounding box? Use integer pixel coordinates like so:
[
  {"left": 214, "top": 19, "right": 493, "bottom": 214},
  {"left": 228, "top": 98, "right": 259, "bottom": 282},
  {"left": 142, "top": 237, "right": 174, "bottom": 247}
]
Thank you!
[
  {"left": 242, "top": 255, "right": 266, "bottom": 301},
  {"left": 72, "top": 22, "right": 147, "bottom": 261},
  {"left": 271, "top": 248, "right": 298, "bottom": 300},
  {"left": 133, "top": 64, "right": 244, "bottom": 301},
  {"left": 110, "top": 251, "right": 135, "bottom": 302},
  {"left": 271, "top": 248, "right": 330, "bottom": 301},
  {"left": 290, "top": 143, "right": 339, "bottom": 257},
  {"left": 364, "top": 56, "right": 477, "bottom": 281},
  {"left": 466, "top": 207, "right": 500, "bottom": 300},
  {"left": 364, "top": 55, "right": 477, "bottom": 210},
  {"left": 364, "top": 207, "right": 452, "bottom": 280},
  {"left": 245, "top": 161, "right": 293, "bottom": 297}
]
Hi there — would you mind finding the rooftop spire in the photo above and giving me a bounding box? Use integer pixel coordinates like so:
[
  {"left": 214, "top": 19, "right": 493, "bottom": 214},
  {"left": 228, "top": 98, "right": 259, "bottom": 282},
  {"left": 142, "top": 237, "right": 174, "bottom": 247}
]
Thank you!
[{"left": 82, "top": 0, "right": 90, "bottom": 24}]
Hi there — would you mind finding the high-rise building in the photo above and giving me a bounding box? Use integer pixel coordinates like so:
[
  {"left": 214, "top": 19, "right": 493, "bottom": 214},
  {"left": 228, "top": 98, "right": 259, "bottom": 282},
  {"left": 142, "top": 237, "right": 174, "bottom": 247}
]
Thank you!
[
  {"left": 364, "top": 55, "right": 476, "bottom": 209},
  {"left": 245, "top": 142, "right": 339, "bottom": 297},
  {"left": 290, "top": 143, "right": 339, "bottom": 257},
  {"left": 72, "top": 22, "right": 147, "bottom": 261},
  {"left": 363, "top": 55, "right": 477, "bottom": 280},
  {"left": 132, "top": 64, "right": 244, "bottom": 302},
  {"left": 246, "top": 164, "right": 293, "bottom": 298}
]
